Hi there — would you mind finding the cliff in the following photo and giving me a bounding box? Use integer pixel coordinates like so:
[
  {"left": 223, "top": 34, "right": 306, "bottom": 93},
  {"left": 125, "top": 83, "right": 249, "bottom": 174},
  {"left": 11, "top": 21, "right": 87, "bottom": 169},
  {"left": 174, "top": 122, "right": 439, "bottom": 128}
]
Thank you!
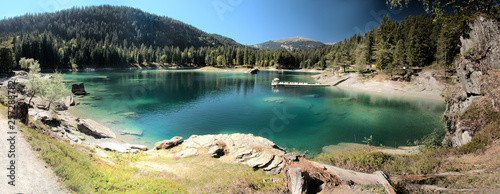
[{"left": 443, "top": 15, "right": 500, "bottom": 147}]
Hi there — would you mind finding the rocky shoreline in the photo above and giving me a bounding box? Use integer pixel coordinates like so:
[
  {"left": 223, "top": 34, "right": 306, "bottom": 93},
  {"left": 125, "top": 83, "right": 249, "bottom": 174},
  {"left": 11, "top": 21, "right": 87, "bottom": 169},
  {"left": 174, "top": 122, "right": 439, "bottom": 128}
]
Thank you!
[{"left": 0, "top": 73, "right": 292, "bottom": 173}]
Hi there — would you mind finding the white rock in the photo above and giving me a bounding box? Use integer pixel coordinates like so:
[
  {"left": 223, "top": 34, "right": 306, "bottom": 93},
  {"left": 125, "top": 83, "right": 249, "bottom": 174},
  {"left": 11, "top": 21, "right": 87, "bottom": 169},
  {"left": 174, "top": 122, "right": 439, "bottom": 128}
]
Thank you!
[
  {"left": 123, "top": 144, "right": 148, "bottom": 151},
  {"left": 77, "top": 119, "right": 116, "bottom": 138},
  {"left": 97, "top": 142, "right": 130, "bottom": 153}
]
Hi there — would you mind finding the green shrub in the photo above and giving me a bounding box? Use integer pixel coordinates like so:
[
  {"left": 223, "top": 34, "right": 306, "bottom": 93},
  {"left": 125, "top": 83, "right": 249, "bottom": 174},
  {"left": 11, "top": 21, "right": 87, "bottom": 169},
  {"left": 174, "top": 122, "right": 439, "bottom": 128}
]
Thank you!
[{"left": 458, "top": 134, "right": 491, "bottom": 154}]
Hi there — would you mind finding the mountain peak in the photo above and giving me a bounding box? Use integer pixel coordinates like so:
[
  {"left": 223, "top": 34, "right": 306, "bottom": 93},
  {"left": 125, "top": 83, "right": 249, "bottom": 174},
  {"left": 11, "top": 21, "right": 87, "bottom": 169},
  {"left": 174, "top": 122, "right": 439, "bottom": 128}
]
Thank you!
[
  {"left": 273, "top": 37, "right": 314, "bottom": 43},
  {"left": 253, "top": 37, "right": 325, "bottom": 50}
]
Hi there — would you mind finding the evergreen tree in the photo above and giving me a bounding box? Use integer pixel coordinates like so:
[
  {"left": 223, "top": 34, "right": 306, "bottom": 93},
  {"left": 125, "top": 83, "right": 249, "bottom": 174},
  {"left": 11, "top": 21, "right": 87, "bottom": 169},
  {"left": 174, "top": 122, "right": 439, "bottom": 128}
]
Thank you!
[{"left": 0, "top": 39, "right": 15, "bottom": 74}]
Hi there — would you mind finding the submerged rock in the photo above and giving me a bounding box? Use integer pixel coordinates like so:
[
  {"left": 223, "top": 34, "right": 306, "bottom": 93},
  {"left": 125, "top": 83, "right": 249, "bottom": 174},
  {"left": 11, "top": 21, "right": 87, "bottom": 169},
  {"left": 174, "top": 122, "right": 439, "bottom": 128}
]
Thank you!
[
  {"left": 77, "top": 119, "right": 116, "bottom": 138},
  {"left": 120, "top": 129, "right": 143, "bottom": 136},
  {"left": 120, "top": 112, "right": 139, "bottom": 119},
  {"left": 263, "top": 97, "right": 287, "bottom": 104}
]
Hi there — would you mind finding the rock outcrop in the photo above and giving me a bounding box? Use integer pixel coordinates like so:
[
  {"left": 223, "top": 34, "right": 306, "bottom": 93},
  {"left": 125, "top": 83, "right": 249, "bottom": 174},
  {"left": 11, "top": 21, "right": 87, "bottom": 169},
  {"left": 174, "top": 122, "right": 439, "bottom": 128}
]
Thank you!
[
  {"left": 71, "top": 83, "right": 87, "bottom": 95},
  {"left": 443, "top": 16, "right": 500, "bottom": 147},
  {"left": 77, "top": 119, "right": 116, "bottom": 138},
  {"left": 154, "top": 136, "right": 183, "bottom": 150},
  {"left": 155, "top": 133, "right": 286, "bottom": 174},
  {"left": 14, "top": 101, "right": 29, "bottom": 125}
]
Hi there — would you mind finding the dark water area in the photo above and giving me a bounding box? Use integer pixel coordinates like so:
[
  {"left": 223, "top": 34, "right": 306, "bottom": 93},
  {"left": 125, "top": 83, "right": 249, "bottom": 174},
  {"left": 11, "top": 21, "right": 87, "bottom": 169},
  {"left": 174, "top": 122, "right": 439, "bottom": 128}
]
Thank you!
[{"left": 63, "top": 70, "right": 445, "bottom": 155}]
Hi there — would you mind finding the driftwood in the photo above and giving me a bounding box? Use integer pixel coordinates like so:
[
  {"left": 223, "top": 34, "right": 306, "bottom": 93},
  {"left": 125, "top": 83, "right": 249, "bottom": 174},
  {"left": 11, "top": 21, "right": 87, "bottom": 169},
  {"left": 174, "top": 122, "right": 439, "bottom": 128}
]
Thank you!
[
  {"left": 287, "top": 167, "right": 303, "bottom": 194},
  {"left": 312, "top": 162, "right": 396, "bottom": 194},
  {"left": 282, "top": 153, "right": 396, "bottom": 194},
  {"left": 282, "top": 154, "right": 342, "bottom": 193}
]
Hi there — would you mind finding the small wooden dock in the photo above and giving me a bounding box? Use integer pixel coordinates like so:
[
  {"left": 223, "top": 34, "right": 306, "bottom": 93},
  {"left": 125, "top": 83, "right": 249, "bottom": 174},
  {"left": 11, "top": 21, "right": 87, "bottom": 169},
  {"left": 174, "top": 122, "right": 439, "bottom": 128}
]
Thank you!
[
  {"left": 272, "top": 82, "right": 331, "bottom": 87},
  {"left": 271, "top": 78, "right": 331, "bottom": 87}
]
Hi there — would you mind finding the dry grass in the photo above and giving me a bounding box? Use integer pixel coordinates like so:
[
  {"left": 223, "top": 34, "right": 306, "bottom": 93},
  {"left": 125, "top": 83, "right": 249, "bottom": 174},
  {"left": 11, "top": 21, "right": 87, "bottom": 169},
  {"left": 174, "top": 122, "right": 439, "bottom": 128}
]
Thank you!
[{"left": 138, "top": 151, "right": 284, "bottom": 193}]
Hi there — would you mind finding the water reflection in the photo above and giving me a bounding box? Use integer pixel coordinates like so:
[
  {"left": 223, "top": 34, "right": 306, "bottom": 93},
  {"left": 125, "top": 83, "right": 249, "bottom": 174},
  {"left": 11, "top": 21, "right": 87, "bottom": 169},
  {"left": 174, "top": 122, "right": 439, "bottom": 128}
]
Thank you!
[{"left": 63, "top": 70, "right": 445, "bottom": 155}]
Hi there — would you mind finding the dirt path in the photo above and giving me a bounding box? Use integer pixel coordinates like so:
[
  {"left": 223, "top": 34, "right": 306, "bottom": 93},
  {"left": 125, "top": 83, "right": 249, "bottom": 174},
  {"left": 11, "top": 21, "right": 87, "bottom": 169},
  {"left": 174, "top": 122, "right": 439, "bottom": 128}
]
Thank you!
[{"left": 0, "top": 114, "right": 70, "bottom": 193}]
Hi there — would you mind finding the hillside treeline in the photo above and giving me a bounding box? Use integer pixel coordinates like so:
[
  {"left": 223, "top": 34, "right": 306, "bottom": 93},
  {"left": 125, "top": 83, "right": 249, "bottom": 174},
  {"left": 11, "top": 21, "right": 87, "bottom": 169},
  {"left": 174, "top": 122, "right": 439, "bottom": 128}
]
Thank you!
[{"left": 0, "top": 5, "right": 488, "bottom": 72}]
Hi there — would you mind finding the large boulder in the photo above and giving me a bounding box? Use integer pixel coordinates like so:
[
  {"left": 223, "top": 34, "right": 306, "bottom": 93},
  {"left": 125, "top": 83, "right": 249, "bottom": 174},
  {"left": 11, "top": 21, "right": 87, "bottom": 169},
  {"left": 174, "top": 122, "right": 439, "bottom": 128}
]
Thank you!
[
  {"left": 77, "top": 119, "right": 116, "bottom": 138},
  {"left": 179, "top": 133, "right": 286, "bottom": 174},
  {"left": 14, "top": 102, "right": 29, "bottom": 125},
  {"left": 248, "top": 68, "right": 260, "bottom": 74},
  {"left": 154, "top": 136, "right": 183, "bottom": 150},
  {"left": 71, "top": 83, "right": 87, "bottom": 95}
]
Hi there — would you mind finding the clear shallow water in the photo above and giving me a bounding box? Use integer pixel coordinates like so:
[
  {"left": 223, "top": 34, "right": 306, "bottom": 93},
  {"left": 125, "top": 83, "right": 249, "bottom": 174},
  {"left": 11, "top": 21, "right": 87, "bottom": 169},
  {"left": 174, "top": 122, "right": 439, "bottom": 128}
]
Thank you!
[{"left": 63, "top": 70, "right": 445, "bottom": 155}]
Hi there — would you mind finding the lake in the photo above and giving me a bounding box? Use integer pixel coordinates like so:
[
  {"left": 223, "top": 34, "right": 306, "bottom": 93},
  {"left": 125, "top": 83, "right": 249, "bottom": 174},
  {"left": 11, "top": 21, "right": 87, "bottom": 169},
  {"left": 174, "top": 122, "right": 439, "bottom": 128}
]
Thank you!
[{"left": 63, "top": 69, "right": 445, "bottom": 155}]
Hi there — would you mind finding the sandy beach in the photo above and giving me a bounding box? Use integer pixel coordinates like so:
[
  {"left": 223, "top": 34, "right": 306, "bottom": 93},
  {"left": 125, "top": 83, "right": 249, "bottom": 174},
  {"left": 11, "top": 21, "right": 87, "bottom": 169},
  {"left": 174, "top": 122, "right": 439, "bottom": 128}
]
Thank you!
[{"left": 312, "top": 70, "right": 446, "bottom": 101}]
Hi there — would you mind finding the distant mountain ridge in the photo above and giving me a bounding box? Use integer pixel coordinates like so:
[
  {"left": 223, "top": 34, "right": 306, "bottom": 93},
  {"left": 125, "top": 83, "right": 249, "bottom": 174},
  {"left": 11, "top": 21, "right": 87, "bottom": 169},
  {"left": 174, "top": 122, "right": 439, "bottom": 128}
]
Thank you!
[{"left": 252, "top": 37, "right": 326, "bottom": 50}]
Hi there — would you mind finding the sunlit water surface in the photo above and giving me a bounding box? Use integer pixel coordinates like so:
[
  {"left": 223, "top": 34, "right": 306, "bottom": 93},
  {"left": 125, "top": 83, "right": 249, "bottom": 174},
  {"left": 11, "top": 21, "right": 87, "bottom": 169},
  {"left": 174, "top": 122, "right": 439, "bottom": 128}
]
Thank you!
[{"left": 63, "top": 70, "right": 445, "bottom": 155}]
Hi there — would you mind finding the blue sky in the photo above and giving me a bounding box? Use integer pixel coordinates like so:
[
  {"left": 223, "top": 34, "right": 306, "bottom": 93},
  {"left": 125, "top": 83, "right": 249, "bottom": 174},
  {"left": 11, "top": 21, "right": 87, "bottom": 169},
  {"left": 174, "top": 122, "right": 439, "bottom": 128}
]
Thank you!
[{"left": 0, "top": 0, "right": 425, "bottom": 45}]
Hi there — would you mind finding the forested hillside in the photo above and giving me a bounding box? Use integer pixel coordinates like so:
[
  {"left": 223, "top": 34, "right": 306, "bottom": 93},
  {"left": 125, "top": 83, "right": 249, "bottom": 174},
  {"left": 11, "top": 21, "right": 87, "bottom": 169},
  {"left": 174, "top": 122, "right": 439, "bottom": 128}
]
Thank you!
[
  {"left": 0, "top": 5, "right": 240, "bottom": 69},
  {"left": 0, "top": 5, "right": 487, "bottom": 72}
]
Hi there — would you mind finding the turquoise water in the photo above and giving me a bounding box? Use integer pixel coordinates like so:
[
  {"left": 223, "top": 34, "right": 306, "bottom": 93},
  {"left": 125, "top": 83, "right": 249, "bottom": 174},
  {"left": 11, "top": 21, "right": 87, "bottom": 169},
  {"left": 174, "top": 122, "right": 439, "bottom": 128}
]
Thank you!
[{"left": 63, "top": 70, "right": 445, "bottom": 155}]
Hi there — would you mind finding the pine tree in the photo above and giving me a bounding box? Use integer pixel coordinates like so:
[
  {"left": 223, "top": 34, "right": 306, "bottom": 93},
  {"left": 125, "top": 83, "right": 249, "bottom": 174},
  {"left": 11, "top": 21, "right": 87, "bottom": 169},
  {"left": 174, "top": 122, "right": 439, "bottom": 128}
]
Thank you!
[{"left": 0, "top": 39, "right": 15, "bottom": 74}]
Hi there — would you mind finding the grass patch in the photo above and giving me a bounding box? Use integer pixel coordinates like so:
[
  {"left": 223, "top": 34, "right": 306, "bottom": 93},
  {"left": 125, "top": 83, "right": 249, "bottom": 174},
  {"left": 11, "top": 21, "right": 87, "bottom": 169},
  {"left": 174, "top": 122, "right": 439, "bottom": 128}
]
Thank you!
[
  {"left": 18, "top": 124, "right": 185, "bottom": 193},
  {"left": 314, "top": 149, "right": 444, "bottom": 175},
  {"left": 139, "top": 151, "right": 283, "bottom": 193},
  {"left": 458, "top": 100, "right": 500, "bottom": 154}
]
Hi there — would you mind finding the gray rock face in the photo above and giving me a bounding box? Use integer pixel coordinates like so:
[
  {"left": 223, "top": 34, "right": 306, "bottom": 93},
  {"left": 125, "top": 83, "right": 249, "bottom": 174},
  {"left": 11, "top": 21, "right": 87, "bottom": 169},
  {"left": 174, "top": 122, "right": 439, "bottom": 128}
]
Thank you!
[
  {"left": 77, "top": 119, "right": 116, "bottom": 138},
  {"left": 154, "top": 136, "right": 183, "bottom": 150},
  {"left": 443, "top": 16, "right": 500, "bottom": 147},
  {"left": 456, "top": 61, "right": 483, "bottom": 96},
  {"left": 71, "top": 83, "right": 87, "bottom": 95}
]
